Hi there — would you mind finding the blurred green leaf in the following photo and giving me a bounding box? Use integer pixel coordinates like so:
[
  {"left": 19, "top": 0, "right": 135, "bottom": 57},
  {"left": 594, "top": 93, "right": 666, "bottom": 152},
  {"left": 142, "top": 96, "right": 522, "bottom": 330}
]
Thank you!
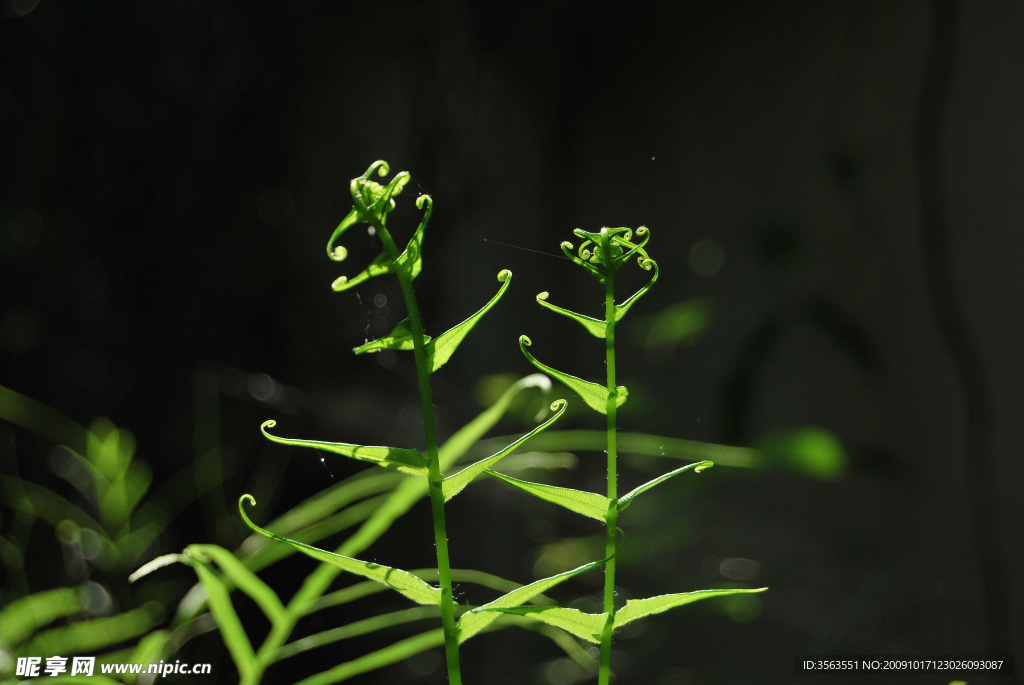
[
  {"left": 294, "top": 629, "right": 445, "bottom": 685},
  {"left": 124, "top": 630, "right": 167, "bottom": 684},
  {"left": 0, "top": 587, "right": 81, "bottom": 648},
  {"left": 757, "top": 426, "right": 846, "bottom": 480},
  {"left": 643, "top": 298, "right": 711, "bottom": 348},
  {"left": 1, "top": 476, "right": 105, "bottom": 536},
  {"left": 488, "top": 471, "right": 611, "bottom": 521},
  {"left": 613, "top": 588, "right": 767, "bottom": 629},
  {"left": 19, "top": 602, "right": 163, "bottom": 657},
  {"left": 0, "top": 384, "right": 88, "bottom": 454},
  {"left": 189, "top": 559, "right": 258, "bottom": 684},
  {"left": 188, "top": 545, "right": 286, "bottom": 625},
  {"left": 443, "top": 374, "right": 550, "bottom": 467},
  {"left": 469, "top": 429, "right": 760, "bottom": 469},
  {"left": 254, "top": 470, "right": 401, "bottom": 541},
  {"left": 274, "top": 606, "right": 439, "bottom": 662}
]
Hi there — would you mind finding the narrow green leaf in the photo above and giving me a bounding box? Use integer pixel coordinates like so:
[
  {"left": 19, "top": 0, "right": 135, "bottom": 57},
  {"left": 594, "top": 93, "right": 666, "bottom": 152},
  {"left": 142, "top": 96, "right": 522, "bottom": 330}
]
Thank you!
[
  {"left": 394, "top": 194, "right": 431, "bottom": 281},
  {"left": 125, "top": 630, "right": 168, "bottom": 684},
  {"left": 442, "top": 399, "right": 567, "bottom": 502},
  {"left": 1, "top": 476, "right": 107, "bottom": 541},
  {"left": 259, "top": 420, "right": 428, "bottom": 476},
  {"left": 0, "top": 587, "right": 81, "bottom": 648},
  {"left": 487, "top": 471, "right": 612, "bottom": 521},
  {"left": 614, "top": 259, "right": 659, "bottom": 322},
  {"left": 294, "top": 629, "right": 445, "bottom": 685},
  {"left": 427, "top": 270, "right": 512, "bottom": 373},
  {"left": 244, "top": 495, "right": 385, "bottom": 573},
  {"left": 0, "top": 383, "right": 89, "bottom": 455},
  {"left": 456, "top": 553, "right": 614, "bottom": 643},
  {"left": 274, "top": 606, "right": 439, "bottom": 662},
  {"left": 189, "top": 561, "right": 258, "bottom": 684},
  {"left": 612, "top": 588, "right": 768, "bottom": 629},
  {"left": 616, "top": 461, "right": 713, "bottom": 512},
  {"left": 483, "top": 606, "right": 607, "bottom": 643},
  {"left": 353, "top": 318, "right": 431, "bottom": 354},
  {"left": 239, "top": 495, "right": 441, "bottom": 606},
  {"left": 535, "top": 292, "right": 606, "bottom": 338},
  {"left": 308, "top": 580, "right": 388, "bottom": 614},
  {"left": 438, "top": 374, "right": 550, "bottom": 469},
  {"left": 330, "top": 251, "right": 393, "bottom": 293},
  {"left": 519, "top": 336, "right": 627, "bottom": 414},
  {"left": 188, "top": 544, "right": 286, "bottom": 625},
  {"left": 325, "top": 208, "right": 360, "bottom": 261},
  {"left": 18, "top": 602, "right": 163, "bottom": 658}
]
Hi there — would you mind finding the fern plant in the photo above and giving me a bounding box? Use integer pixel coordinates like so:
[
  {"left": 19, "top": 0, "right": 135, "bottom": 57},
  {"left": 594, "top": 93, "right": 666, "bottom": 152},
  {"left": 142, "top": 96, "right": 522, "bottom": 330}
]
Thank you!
[
  {"left": 130, "top": 162, "right": 614, "bottom": 685},
  {"left": 130, "top": 163, "right": 766, "bottom": 685},
  {"left": 502, "top": 226, "right": 767, "bottom": 684}
]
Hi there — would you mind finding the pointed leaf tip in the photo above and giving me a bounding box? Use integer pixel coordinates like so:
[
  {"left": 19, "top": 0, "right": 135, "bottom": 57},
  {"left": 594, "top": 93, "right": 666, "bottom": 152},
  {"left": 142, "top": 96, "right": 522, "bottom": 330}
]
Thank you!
[{"left": 426, "top": 270, "right": 512, "bottom": 373}]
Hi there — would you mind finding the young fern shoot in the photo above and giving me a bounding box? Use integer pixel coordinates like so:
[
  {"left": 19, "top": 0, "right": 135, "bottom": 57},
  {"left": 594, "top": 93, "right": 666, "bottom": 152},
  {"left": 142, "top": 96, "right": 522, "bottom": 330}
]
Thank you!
[
  {"left": 511, "top": 227, "right": 766, "bottom": 684},
  {"left": 232, "top": 162, "right": 577, "bottom": 684}
]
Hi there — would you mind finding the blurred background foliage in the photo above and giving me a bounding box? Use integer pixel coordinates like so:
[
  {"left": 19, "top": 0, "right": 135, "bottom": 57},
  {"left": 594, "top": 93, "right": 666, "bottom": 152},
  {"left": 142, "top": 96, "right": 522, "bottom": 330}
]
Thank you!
[{"left": 1, "top": 1, "right": 1022, "bottom": 684}]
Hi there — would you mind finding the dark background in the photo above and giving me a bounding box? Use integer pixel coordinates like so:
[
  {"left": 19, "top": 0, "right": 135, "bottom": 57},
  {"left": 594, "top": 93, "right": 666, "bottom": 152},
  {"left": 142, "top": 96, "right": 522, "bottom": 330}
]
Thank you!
[{"left": 1, "top": 1, "right": 1022, "bottom": 683}]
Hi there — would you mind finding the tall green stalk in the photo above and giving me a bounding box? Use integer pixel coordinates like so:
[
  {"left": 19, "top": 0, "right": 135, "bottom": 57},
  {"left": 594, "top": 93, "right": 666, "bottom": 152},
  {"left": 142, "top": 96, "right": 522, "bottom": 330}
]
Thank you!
[
  {"left": 374, "top": 220, "right": 462, "bottom": 685},
  {"left": 521, "top": 225, "right": 660, "bottom": 683},
  {"left": 598, "top": 234, "right": 619, "bottom": 685}
]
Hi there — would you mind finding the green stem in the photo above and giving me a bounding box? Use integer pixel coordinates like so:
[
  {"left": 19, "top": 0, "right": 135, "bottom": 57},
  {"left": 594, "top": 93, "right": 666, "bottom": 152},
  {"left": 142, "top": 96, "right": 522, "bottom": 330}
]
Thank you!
[
  {"left": 377, "top": 225, "right": 462, "bottom": 685},
  {"left": 598, "top": 234, "right": 618, "bottom": 685}
]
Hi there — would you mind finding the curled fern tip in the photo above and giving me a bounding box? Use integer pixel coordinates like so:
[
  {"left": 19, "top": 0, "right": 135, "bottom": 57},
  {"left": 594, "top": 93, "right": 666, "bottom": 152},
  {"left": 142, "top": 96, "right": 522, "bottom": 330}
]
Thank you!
[
  {"left": 537, "top": 292, "right": 549, "bottom": 302},
  {"left": 497, "top": 269, "right": 512, "bottom": 283}
]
